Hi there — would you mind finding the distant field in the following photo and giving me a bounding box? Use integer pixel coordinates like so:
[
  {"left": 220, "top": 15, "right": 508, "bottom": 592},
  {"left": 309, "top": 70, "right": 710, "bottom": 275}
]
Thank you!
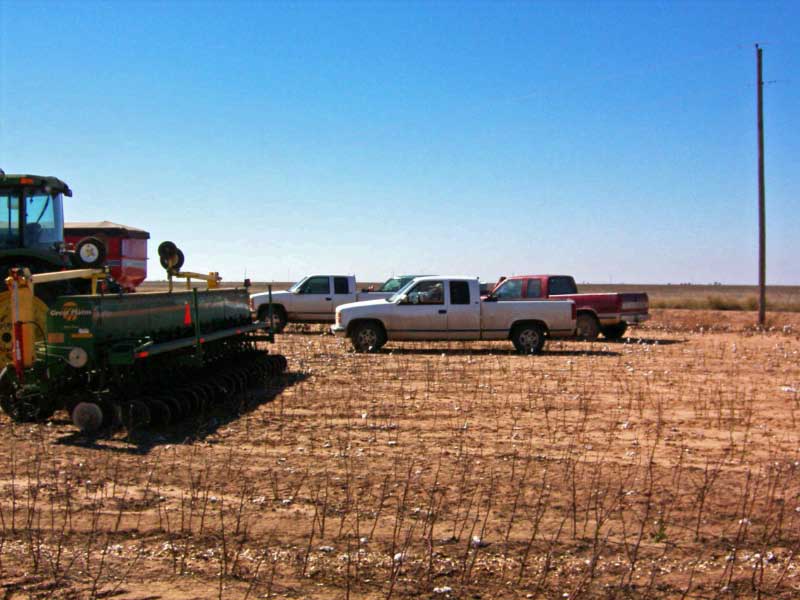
[
  {"left": 580, "top": 283, "right": 800, "bottom": 312},
  {"left": 140, "top": 281, "right": 800, "bottom": 312}
]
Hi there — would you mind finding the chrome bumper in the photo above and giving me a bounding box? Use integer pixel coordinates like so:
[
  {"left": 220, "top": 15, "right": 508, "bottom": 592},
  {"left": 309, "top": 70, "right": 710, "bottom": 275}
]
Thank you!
[
  {"left": 331, "top": 324, "right": 347, "bottom": 337},
  {"left": 621, "top": 314, "right": 650, "bottom": 324}
]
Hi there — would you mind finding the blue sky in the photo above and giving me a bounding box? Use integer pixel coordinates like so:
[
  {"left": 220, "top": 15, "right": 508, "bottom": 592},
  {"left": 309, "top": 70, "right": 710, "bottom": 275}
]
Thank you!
[{"left": 1, "top": 1, "right": 797, "bottom": 284}]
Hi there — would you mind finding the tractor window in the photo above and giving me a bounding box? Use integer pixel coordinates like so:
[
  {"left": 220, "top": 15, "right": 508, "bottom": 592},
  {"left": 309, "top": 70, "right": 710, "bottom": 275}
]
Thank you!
[
  {"left": 301, "top": 276, "right": 330, "bottom": 294},
  {"left": 24, "top": 194, "right": 64, "bottom": 248},
  {"left": 0, "top": 193, "right": 21, "bottom": 249}
]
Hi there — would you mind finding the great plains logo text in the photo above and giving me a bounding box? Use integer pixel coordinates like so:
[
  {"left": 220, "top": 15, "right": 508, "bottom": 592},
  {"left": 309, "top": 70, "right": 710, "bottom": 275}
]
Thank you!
[{"left": 50, "top": 302, "right": 92, "bottom": 321}]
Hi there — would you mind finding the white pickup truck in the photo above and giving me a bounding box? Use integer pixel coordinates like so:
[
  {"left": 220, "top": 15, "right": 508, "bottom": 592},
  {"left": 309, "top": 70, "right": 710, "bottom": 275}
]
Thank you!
[
  {"left": 250, "top": 275, "right": 395, "bottom": 332},
  {"left": 331, "top": 276, "right": 576, "bottom": 353}
]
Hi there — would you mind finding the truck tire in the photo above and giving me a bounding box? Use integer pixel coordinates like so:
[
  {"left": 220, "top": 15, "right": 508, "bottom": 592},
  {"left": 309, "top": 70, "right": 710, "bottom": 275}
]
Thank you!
[
  {"left": 576, "top": 313, "right": 600, "bottom": 340},
  {"left": 258, "top": 304, "right": 287, "bottom": 333},
  {"left": 351, "top": 322, "right": 386, "bottom": 353},
  {"left": 512, "top": 323, "right": 546, "bottom": 354},
  {"left": 602, "top": 323, "right": 628, "bottom": 340}
]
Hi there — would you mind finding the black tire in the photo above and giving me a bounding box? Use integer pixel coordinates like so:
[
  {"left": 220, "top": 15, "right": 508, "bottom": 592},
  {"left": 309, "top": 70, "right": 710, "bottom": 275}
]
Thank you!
[
  {"left": 157, "top": 241, "right": 185, "bottom": 271},
  {"left": 258, "top": 304, "right": 287, "bottom": 333},
  {"left": 575, "top": 313, "right": 600, "bottom": 341},
  {"left": 0, "top": 368, "right": 54, "bottom": 422},
  {"left": 602, "top": 323, "right": 629, "bottom": 340},
  {"left": 147, "top": 398, "right": 172, "bottom": 427},
  {"left": 1, "top": 394, "right": 54, "bottom": 422},
  {"left": 351, "top": 322, "right": 386, "bottom": 353},
  {"left": 122, "top": 398, "right": 151, "bottom": 430},
  {"left": 71, "top": 402, "right": 104, "bottom": 433},
  {"left": 75, "top": 237, "right": 107, "bottom": 268},
  {"left": 511, "top": 323, "right": 546, "bottom": 354}
]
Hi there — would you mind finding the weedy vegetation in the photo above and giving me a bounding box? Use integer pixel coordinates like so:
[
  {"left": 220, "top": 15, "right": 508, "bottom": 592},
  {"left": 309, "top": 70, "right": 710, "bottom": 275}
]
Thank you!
[{"left": 1, "top": 309, "right": 799, "bottom": 599}]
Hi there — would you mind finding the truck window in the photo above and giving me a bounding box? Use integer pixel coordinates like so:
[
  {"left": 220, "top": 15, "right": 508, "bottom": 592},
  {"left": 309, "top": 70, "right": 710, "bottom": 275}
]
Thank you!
[
  {"left": 333, "top": 277, "right": 349, "bottom": 294},
  {"left": 494, "top": 279, "right": 523, "bottom": 299},
  {"left": 449, "top": 281, "right": 470, "bottom": 305},
  {"left": 526, "top": 279, "right": 542, "bottom": 298},
  {"left": 407, "top": 280, "right": 444, "bottom": 305},
  {"left": 548, "top": 276, "right": 577, "bottom": 295},
  {"left": 301, "top": 276, "right": 331, "bottom": 294}
]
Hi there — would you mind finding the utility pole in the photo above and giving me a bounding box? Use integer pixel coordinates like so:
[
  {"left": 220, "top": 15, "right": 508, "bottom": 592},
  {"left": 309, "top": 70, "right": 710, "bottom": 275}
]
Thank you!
[{"left": 756, "top": 44, "right": 766, "bottom": 327}]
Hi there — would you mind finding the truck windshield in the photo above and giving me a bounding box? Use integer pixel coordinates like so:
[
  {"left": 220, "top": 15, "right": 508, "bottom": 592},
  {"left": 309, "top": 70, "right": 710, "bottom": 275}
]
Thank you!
[
  {"left": 288, "top": 276, "right": 309, "bottom": 292},
  {"left": 378, "top": 276, "right": 412, "bottom": 293},
  {"left": 0, "top": 190, "right": 64, "bottom": 250},
  {"left": 388, "top": 279, "right": 418, "bottom": 303}
]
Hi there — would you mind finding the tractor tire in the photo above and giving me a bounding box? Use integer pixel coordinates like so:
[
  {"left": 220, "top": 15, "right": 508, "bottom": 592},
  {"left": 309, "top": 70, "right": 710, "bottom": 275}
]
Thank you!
[
  {"left": 602, "top": 323, "right": 628, "bottom": 340},
  {"left": 511, "top": 323, "right": 546, "bottom": 354},
  {"left": 258, "top": 305, "right": 287, "bottom": 333},
  {"left": 351, "top": 322, "right": 386, "bottom": 353},
  {"left": 576, "top": 313, "right": 600, "bottom": 341}
]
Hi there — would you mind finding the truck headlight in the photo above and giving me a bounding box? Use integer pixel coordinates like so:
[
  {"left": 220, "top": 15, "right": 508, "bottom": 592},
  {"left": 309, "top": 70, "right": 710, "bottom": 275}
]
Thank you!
[{"left": 335, "top": 311, "right": 341, "bottom": 326}]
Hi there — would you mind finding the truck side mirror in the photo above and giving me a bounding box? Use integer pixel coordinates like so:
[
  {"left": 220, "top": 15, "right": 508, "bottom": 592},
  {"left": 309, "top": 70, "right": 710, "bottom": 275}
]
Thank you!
[{"left": 398, "top": 294, "right": 409, "bottom": 304}]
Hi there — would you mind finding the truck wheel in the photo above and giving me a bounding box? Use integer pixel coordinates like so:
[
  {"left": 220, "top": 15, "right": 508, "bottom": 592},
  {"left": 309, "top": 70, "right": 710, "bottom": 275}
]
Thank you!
[
  {"left": 258, "top": 305, "right": 287, "bottom": 333},
  {"left": 512, "top": 324, "right": 546, "bottom": 354},
  {"left": 351, "top": 322, "right": 385, "bottom": 353},
  {"left": 576, "top": 313, "right": 600, "bottom": 340},
  {"left": 602, "top": 323, "right": 628, "bottom": 339}
]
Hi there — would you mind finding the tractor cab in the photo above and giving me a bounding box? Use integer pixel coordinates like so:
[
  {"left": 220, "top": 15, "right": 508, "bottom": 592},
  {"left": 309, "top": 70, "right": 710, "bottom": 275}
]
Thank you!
[{"left": 0, "top": 173, "right": 72, "bottom": 271}]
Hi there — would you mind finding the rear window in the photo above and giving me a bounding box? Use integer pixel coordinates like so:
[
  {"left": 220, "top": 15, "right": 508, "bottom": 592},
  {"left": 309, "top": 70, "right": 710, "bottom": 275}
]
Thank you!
[
  {"left": 548, "top": 277, "right": 577, "bottom": 295},
  {"left": 526, "top": 279, "right": 542, "bottom": 298},
  {"left": 334, "top": 277, "right": 349, "bottom": 294},
  {"left": 449, "top": 281, "right": 471, "bottom": 305}
]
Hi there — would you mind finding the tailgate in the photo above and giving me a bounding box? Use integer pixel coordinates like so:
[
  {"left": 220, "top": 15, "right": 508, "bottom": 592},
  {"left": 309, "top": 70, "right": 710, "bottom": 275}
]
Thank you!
[{"left": 620, "top": 293, "right": 649, "bottom": 313}]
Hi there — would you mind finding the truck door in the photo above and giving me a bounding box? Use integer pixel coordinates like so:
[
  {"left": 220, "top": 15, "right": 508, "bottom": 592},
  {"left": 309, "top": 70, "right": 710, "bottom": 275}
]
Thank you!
[
  {"left": 389, "top": 279, "right": 447, "bottom": 340},
  {"left": 446, "top": 280, "right": 480, "bottom": 339},
  {"left": 294, "top": 276, "right": 333, "bottom": 321}
]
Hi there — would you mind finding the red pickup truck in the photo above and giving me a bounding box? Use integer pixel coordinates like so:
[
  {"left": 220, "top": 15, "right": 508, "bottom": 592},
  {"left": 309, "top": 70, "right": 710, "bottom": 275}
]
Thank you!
[{"left": 487, "top": 275, "right": 649, "bottom": 340}]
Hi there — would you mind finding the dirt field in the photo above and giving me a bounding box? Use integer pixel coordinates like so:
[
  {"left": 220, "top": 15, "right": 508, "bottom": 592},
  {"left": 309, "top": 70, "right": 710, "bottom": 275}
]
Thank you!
[{"left": 2, "top": 309, "right": 800, "bottom": 599}]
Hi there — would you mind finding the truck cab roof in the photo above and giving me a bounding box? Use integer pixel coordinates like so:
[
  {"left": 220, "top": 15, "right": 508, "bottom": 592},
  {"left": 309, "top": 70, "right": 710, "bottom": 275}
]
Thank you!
[
  {"left": 503, "top": 274, "right": 571, "bottom": 280},
  {"left": 410, "top": 275, "right": 477, "bottom": 282}
]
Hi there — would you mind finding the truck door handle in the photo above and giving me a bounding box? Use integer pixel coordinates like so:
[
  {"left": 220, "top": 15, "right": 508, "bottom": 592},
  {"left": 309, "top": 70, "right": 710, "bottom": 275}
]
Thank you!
[
  {"left": 325, "top": 297, "right": 332, "bottom": 301},
  {"left": 438, "top": 309, "right": 447, "bottom": 314}
]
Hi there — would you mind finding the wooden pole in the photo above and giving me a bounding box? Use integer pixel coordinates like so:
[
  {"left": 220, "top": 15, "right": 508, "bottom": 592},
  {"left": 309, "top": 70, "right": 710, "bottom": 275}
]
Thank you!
[{"left": 756, "top": 44, "right": 766, "bottom": 327}]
